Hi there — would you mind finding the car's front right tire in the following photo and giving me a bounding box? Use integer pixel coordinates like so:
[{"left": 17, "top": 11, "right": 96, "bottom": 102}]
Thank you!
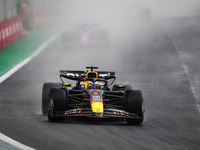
[{"left": 124, "top": 90, "right": 144, "bottom": 124}]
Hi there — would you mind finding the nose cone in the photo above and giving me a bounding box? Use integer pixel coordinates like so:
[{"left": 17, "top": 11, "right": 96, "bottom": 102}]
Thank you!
[
  {"left": 93, "top": 112, "right": 103, "bottom": 118},
  {"left": 90, "top": 101, "right": 104, "bottom": 113}
]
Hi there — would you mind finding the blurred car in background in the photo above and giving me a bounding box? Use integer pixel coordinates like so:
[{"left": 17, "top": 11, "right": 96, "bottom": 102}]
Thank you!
[{"left": 62, "top": 22, "right": 109, "bottom": 49}]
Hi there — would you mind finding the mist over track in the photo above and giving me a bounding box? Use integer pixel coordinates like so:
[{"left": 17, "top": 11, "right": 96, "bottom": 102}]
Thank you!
[{"left": 0, "top": 17, "right": 200, "bottom": 150}]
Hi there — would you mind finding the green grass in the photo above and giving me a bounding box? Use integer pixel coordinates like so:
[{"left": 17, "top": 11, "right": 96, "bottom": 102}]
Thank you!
[{"left": 0, "top": 29, "right": 54, "bottom": 76}]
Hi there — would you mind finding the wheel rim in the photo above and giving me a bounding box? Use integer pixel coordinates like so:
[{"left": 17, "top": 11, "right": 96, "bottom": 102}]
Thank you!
[
  {"left": 142, "top": 101, "right": 145, "bottom": 115},
  {"left": 49, "top": 99, "right": 54, "bottom": 116}
]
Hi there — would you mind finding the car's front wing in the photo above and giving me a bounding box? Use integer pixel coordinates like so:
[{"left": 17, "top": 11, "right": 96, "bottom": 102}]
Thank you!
[{"left": 53, "top": 108, "right": 143, "bottom": 120}]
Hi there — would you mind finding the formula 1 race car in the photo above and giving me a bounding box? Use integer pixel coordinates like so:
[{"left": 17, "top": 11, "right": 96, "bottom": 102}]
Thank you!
[
  {"left": 62, "top": 23, "right": 109, "bottom": 48},
  {"left": 42, "top": 66, "right": 144, "bottom": 124}
]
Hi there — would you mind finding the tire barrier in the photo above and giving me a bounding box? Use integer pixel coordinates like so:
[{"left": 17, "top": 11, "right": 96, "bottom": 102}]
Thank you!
[{"left": 0, "top": 16, "right": 23, "bottom": 48}]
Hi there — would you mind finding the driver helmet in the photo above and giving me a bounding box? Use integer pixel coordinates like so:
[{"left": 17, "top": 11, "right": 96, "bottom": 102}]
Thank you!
[{"left": 94, "top": 82, "right": 100, "bottom": 89}]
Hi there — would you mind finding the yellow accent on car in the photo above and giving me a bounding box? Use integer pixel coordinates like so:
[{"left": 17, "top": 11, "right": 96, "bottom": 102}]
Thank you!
[
  {"left": 123, "top": 110, "right": 126, "bottom": 115},
  {"left": 64, "top": 83, "right": 71, "bottom": 87},
  {"left": 91, "top": 102, "right": 104, "bottom": 113},
  {"left": 86, "top": 71, "right": 98, "bottom": 78},
  {"left": 97, "top": 82, "right": 104, "bottom": 86},
  {"left": 80, "top": 81, "right": 89, "bottom": 89},
  {"left": 118, "top": 85, "right": 124, "bottom": 87}
]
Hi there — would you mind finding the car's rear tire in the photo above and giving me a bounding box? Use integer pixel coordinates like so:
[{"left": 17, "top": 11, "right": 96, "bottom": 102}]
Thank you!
[
  {"left": 48, "top": 88, "right": 67, "bottom": 122},
  {"left": 42, "top": 83, "right": 61, "bottom": 115},
  {"left": 124, "top": 90, "right": 144, "bottom": 124}
]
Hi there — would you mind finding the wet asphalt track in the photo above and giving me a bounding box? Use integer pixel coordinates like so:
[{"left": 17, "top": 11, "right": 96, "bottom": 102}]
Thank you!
[{"left": 0, "top": 18, "right": 200, "bottom": 150}]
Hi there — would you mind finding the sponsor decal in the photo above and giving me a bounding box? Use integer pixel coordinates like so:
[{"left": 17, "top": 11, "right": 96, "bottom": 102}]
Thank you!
[{"left": 93, "top": 92, "right": 99, "bottom": 95}]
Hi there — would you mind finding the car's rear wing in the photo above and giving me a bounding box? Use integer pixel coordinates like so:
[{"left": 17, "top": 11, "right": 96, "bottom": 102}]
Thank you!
[
  {"left": 60, "top": 70, "right": 85, "bottom": 81},
  {"left": 60, "top": 70, "right": 115, "bottom": 81},
  {"left": 97, "top": 71, "right": 115, "bottom": 79}
]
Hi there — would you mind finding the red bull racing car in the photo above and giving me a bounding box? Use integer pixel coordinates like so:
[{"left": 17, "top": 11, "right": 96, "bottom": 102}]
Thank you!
[{"left": 42, "top": 66, "right": 145, "bottom": 124}]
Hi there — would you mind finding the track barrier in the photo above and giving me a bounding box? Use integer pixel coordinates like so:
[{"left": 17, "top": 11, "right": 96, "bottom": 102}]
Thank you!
[
  {"left": 0, "top": 26, "right": 1, "bottom": 51},
  {"left": 0, "top": 21, "right": 6, "bottom": 47},
  {"left": 0, "top": 11, "right": 60, "bottom": 50},
  {"left": 5, "top": 21, "right": 10, "bottom": 45},
  {"left": 9, "top": 19, "right": 13, "bottom": 44},
  {"left": 12, "top": 17, "right": 17, "bottom": 41},
  {"left": 0, "top": 16, "right": 23, "bottom": 48}
]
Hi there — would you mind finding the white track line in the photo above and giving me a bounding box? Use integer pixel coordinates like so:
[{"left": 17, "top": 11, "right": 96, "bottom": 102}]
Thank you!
[
  {"left": 0, "top": 34, "right": 58, "bottom": 149},
  {"left": 0, "top": 133, "right": 35, "bottom": 150},
  {"left": 0, "top": 34, "right": 58, "bottom": 84},
  {"left": 164, "top": 28, "right": 200, "bottom": 113}
]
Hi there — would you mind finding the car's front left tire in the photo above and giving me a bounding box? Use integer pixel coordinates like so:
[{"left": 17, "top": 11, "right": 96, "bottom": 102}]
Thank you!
[
  {"left": 42, "top": 83, "right": 62, "bottom": 115},
  {"left": 48, "top": 88, "right": 67, "bottom": 122}
]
